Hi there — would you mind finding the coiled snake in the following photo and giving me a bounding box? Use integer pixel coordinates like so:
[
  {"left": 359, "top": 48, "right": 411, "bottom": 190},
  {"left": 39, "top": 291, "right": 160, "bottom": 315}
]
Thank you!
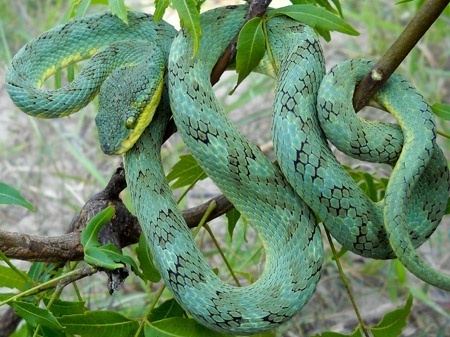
[{"left": 6, "top": 5, "right": 450, "bottom": 334}]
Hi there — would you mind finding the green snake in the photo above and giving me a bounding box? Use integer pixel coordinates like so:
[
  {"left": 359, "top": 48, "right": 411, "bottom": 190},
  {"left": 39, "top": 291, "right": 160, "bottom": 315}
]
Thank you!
[{"left": 5, "top": 5, "right": 450, "bottom": 334}]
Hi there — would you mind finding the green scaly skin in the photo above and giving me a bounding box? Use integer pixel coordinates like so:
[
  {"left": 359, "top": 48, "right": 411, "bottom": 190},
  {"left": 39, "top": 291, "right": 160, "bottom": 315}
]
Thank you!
[
  {"left": 5, "top": 5, "right": 450, "bottom": 335},
  {"left": 317, "top": 60, "right": 450, "bottom": 288},
  {"left": 270, "top": 24, "right": 450, "bottom": 287},
  {"left": 6, "top": 12, "right": 176, "bottom": 154},
  {"left": 165, "top": 6, "right": 323, "bottom": 334}
]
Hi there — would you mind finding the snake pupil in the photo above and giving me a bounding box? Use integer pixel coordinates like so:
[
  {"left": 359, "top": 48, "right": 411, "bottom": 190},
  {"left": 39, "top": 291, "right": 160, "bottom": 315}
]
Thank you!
[{"left": 126, "top": 116, "right": 136, "bottom": 129}]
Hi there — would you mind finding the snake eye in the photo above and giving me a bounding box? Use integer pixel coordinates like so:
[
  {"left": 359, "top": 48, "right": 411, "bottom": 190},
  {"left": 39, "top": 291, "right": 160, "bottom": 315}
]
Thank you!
[{"left": 125, "top": 116, "right": 137, "bottom": 129}]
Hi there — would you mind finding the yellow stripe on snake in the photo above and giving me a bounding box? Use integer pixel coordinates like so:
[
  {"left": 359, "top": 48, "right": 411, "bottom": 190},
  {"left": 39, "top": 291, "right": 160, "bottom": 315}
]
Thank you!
[{"left": 6, "top": 5, "right": 450, "bottom": 334}]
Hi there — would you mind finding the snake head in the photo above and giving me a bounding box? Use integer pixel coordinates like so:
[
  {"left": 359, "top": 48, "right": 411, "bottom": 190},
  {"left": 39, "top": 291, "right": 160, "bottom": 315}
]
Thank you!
[{"left": 95, "top": 54, "right": 165, "bottom": 155}]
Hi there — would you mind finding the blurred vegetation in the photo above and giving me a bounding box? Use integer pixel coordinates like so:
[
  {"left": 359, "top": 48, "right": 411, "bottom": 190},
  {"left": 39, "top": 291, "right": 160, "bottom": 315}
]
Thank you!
[{"left": 0, "top": 0, "right": 449, "bottom": 336}]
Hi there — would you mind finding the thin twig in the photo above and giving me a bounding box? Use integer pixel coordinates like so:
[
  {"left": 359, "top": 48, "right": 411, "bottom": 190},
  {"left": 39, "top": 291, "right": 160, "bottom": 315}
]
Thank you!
[
  {"left": 204, "top": 224, "right": 241, "bottom": 286},
  {"left": 325, "top": 228, "right": 370, "bottom": 337},
  {"left": 0, "top": 266, "right": 97, "bottom": 307},
  {"left": 353, "top": 0, "right": 449, "bottom": 111}
]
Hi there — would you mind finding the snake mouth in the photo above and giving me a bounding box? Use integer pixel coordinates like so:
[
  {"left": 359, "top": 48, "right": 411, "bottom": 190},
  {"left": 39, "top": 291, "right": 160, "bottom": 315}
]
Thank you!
[{"left": 99, "top": 141, "right": 119, "bottom": 156}]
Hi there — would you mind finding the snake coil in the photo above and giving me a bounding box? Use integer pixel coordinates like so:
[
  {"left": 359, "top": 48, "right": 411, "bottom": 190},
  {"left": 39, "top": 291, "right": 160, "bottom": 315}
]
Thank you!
[{"left": 5, "top": 5, "right": 450, "bottom": 335}]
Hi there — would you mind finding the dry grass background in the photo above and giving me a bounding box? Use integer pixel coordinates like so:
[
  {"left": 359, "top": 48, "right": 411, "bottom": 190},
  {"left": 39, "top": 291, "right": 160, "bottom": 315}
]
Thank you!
[{"left": 0, "top": 0, "right": 450, "bottom": 336}]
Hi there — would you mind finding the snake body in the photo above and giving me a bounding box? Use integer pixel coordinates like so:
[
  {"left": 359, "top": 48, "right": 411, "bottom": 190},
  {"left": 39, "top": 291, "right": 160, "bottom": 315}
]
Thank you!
[
  {"left": 268, "top": 22, "right": 450, "bottom": 288},
  {"left": 163, "top": 6, "right": 323, "bottom": 333},
  {"left": 6, "top": 12, "right": 176, "bottom": 154},
  {"left": 5, "top": 5, "right": 450, "bottom": 335}
]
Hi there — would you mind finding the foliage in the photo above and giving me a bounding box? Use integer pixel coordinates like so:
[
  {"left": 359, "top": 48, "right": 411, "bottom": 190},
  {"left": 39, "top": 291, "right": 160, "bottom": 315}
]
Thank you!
[
  {"left": 0, "top": 182, "right": 35, "bottom": 211},
  {"left": 0, "top": 0, "right": 449, "bottom": 337},
  {"left": 313, "top": 295, "right": 413, "bottom": 337}
]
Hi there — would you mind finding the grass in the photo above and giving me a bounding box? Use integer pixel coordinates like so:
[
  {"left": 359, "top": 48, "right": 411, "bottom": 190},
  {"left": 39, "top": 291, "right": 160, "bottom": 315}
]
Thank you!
[{"left": 0, "top": 0, "right": 449, "bottom": 336}]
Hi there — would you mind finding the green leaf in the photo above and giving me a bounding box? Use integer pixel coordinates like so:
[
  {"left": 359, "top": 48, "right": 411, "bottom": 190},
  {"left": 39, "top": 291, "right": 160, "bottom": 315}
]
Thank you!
[
  {"left": 316, "top": 26, "right": 332, "bottom": 41},
  {"left": 393, "top": 260, "right": 406, "bottom": 285},
  {"left": 9, "top": 324, "right": 28, "bottom": 337},
  {"left": 0, "top": 182, "right": 35, "bottom": 211},
  {"left": 136, "top": 234, "right": 161, "bottom": 282},
  {"left": 85, "top": 244, "right": 139, "bottom": 272},
  {"left": 409, "top": 287, "right": 450, "bottom": 318},
  {"left": 81, "top": 207, "right": 139, "bottom": 272},
  {"left": 432, "top": 102, "right": 450, "bottom": 120},
  {"left": 148, "top": 299, "right": 186, "bottom": 321},
  {"left": 58, "top": 311, "right": 139, "bottom": 337},
  {"left": 371, "top": 294, "right": 413, "bottom": 337},
  {"left": 154, "top": 0, "right": 170, "bottom": 21},
  {"left": 39, "top": 326, "right": 66, "bottom": 337},
  {"left": 172, "top": 0, "right": 201, "bottom": 55},
  {"left": 251, "top": 332, "right": 277, "bottom": 337},
  {"left": 226, "top": 208, "right": 240, "bottom": 238},
  {"left": 314, "top": 0, "right": 337, "bottom": 14},
  {"left": 0, "top": 265, "right": 28, "bottom": 290},
  {"left": 0, "top": 292, "right": 16, "bottom": 302},
  {"left": 313, "top": 328, "right": 362, "bottom": 337},
  {"left": 363, "top": 173, "right": 377, "bottom": 201},
  {"left": 313, "top": 329, "right": 362, "bottom": 337},
  {"left": 12, "top": 301, "right": 63, "bottom": 330},
  {"left": 290, "top": 0, "right": 315, "bottom": 4},
  {"left": 44, "top": 299, "right": 87, "bottom": 316},
  {"left": 108, "top": 0, "right": 128, "bottom": 23},
  {"left": 81, "top": 206, "right": 116, "bottom": 248},
  {"left": 145, "top": 317, "right": 231, "bottom": 337},
  {"left": 75, "top": 0, "right": 92, "bottom": 17},
  {"left": 166, "top": 154, "right": 207, "bottom": 189},
  {"left": 270, "top": 4, "right": 359, "bottom": 36},
  {"left": 28, "top": 262, "right": 58, "bottom": 283},
  {"left": 63, "top": 0, "right": 79, "bottom": 21},
  {"left": 330, "top": 0, "right": 343, "bottom": 17},
  {"left": 234, "top": 17, "right": 266, "bottom": 89}
]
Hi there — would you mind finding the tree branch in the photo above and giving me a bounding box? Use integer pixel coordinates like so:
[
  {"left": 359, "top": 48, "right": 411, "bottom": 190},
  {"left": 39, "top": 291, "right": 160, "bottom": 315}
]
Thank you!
[
  {"left": 0, "top": 190, "right": 233, "bottom": 262},
  {"left": 353, "top": 0, "right": 449, "bottom": 111}
]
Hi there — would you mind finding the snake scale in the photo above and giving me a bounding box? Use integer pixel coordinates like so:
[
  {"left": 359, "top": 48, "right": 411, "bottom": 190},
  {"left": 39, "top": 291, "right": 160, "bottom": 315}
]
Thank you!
[{"left": 5, "top": 4, "right": 450, "bottom": 334}]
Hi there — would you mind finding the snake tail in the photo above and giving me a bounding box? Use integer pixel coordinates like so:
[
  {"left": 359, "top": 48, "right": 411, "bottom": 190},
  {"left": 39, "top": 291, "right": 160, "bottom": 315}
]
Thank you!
[{"left": 316, "top": 60, "right": 450, "bottom": 288}]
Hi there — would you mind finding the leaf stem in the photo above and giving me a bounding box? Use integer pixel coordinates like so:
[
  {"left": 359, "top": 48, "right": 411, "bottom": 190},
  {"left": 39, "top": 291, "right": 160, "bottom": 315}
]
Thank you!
[
  {"left": 0, "top": 266, "right": 96, "bottom": 307},
  {"left": 204, "top": 224, "right": 241, "bottom": 286},
  {"left": 261, "top": 17, "right": 279, "bottom": 75},
  {"left": 192, "top": 200, "right": 217, "bottom": 237},
  {"left": 31, "top": 284, "right": 64, "bottom": 337},
  {"left": 176, "top": 174, "right": 202, "bottom": 204},
  {"left": 148, "top": 285, "right": 166, "bottom": 313},
  {"left": 437, "top": 129, "right": 450, "bottom": 139},
  {"left": 135, "top": 285, "right": 166, "bottom": 337},
  {"left": 324, "top": 228, "right": 370, "bottom": 337},
  {"left": 0, "top": 252, "right": 30, "bottom": 284}
]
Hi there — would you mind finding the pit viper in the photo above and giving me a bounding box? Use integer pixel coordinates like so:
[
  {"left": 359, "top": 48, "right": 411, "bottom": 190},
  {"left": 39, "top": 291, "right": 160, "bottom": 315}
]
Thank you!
[{"left": 5, "top": 5, "right": 450, "bottom": 335}]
